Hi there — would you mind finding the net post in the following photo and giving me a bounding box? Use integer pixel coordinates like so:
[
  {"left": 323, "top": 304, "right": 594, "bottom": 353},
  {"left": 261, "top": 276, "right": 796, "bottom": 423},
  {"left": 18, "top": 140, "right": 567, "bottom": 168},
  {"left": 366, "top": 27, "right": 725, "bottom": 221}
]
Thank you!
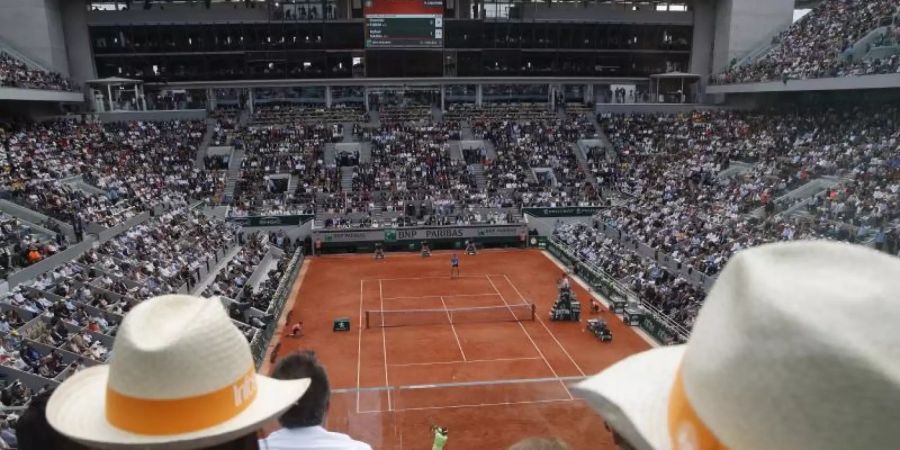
[
  {"left": 365, "top": 310, "right": 370, "bottom": 329},
  {"left": 530, "top": 303, "right": 536, "bottom": 321}
]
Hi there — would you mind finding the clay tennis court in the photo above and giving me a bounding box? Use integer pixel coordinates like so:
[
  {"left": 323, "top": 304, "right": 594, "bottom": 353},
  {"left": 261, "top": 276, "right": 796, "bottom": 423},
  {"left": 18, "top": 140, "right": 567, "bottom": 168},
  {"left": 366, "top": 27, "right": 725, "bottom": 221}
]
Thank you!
[{"left": 270, "top": 249, "right": 652, "bottom": 449}]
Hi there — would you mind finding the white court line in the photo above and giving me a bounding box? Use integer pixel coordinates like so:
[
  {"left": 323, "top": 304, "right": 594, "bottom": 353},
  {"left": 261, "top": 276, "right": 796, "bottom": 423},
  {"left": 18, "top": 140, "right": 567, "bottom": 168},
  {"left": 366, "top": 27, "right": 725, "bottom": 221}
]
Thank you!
[
  {"left": 371, "top": 275, "right": 494, "bottom": 282},
  {"left": 485, "top": 275, "right": 574, "bottom": 400},
  {"left": 358, "top": 397, "right": 576, "bottom": 414},
  {"left": 383, "top": 293, "right": 501, "bottom": 300},
  {"left": 389, "top": 356, "right": 542, "bottom": 367},
  {"left": 440, "top": 296, "right": 468, "bottom": 361},
  {"left": 378, "top": 279, "right": 392, "bottom": 412},
  {"left": 503, "top": 274, "right": 587, "bottom": 377},
  {"left": 356, "top": 279, "right": 364, "bottom": 414}
]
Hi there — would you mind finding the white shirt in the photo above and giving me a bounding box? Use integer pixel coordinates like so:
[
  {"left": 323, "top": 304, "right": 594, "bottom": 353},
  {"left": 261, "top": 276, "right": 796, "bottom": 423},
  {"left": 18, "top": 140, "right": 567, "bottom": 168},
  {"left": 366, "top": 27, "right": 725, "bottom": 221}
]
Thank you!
[{"left": 260, "top": 426, "right": 372, "bottom": 450}]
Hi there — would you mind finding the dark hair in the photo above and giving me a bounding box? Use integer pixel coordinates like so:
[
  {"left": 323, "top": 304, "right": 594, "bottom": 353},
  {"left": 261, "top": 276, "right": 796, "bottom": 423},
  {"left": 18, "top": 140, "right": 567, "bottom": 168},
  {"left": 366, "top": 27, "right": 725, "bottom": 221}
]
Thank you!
[
  {"left": 206, "top": 434, "right": 260, "bottom": 450},
  {"left": 16, "top": 389, "right": 90, "bottom": 450},
  {"left": 271, "top": 351, "right": 329, "bottom": 428}
]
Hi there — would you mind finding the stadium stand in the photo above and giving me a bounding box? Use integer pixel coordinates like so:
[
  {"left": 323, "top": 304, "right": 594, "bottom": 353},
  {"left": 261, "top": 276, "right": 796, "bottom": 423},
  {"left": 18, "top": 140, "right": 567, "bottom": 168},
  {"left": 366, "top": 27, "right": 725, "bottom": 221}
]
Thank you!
[
  {"left": 0, "top": 0, "right": 898, "bottom": 447},
  {"left": 0, "top": 52, "right": 76, "bottom": 91},
  {"left": 715, "top": 0, "right": 900, "bottom": 83}
]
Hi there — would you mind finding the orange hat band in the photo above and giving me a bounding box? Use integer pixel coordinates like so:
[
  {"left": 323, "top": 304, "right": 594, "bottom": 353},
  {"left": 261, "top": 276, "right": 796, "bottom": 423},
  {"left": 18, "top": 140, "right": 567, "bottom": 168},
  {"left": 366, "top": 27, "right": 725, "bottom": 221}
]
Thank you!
[
  {"left": 106, "top": 366, "right": 257, "bottom": 435},
  {"left": 667, "top": 366, "right": 730, "bottom": 450}
]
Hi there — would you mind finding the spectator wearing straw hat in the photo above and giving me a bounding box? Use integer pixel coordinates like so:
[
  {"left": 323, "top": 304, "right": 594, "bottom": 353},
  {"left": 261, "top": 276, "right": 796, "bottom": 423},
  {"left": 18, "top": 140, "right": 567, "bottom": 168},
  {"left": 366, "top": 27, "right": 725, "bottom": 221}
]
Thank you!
[
  {"left": 260, "top": 351, "right": 371, "bottom": 450},
  {"left": 44, "top": 295, "right": 311, "bottom": 450},
  {"left": 573, "top": 241, "right": 900, "bottom": 450}
]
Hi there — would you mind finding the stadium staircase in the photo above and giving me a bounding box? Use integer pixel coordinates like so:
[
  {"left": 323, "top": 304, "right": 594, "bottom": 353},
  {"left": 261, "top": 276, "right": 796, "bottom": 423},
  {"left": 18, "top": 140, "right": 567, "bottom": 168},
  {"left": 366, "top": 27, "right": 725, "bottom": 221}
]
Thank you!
[
  {"left": 191, "top": 244, "right": 243, "bottom": 295},
  {"left": 341, "top": 122, "right": 355, "bottom": 141},
  {"left": 340, "top": 166, "right": 354, "bottom": 193},
  {"left": 460, "top": 122, "right": 476, "bottom": 140},
  {"left": 571, "top": 142, "right": 600, "bottom": 193},
  {"left": 222, "top": 148, "right": 245, "bottom": 203},
  {"left": 238, "top": 109, "right": 251, "bottom": 126},
  {"left": 358, "top": 142, "right": 372, "bottom": 163},
  {"left": 195, "top": 120, "right": 216, "bottom": 168},
  {"left": 747, "top": 176, "right": 842, "bottom": 219},
  {"left": 716, "top": 161, "right": 754, "bottom": 180},
  {"left": 468, "top": 164, "right": 487, "bottom": 191},
  {"left": 482, "top": 138, "right": 498, "bottom": 160}
]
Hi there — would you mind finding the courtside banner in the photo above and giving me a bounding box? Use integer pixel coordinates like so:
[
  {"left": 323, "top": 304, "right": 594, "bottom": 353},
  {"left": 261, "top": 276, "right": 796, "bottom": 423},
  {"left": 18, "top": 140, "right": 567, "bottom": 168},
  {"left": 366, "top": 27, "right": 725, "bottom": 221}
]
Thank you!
[
  {"left": 314, "top": 225, "right": 527, "bottom": 243},
  {"left": 522, "top": 207, "right": 606, "bottom": 218},
  {"left": 226, "top": 214, "right": 314, "bottom": 227}
]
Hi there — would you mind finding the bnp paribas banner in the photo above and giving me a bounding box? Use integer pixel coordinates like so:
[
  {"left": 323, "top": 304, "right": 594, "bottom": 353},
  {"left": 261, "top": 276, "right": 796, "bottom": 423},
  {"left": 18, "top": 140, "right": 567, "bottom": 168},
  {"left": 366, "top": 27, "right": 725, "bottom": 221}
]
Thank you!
[
  {"left": 227, "top": 214, "right": 314, "bottom": 227},
  {"left": 523, "top": 206, "right": 605, "bottom": 218},
  {"left": 316, "top": 225, "right": 527, "bottom": 244}
]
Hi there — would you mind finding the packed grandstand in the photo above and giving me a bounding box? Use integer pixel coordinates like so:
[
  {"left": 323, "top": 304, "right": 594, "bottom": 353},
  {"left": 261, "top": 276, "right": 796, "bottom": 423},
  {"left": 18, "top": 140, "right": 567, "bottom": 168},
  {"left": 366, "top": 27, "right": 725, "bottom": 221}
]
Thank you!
[{"left": 0, "top": 0, "right": 897, "bottom": 448}]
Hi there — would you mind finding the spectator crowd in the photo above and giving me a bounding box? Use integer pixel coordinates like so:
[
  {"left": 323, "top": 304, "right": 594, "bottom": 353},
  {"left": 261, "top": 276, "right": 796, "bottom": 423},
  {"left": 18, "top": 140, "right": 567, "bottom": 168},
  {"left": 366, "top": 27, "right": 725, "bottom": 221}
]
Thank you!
[
  {"left": 715, "top": 0, "right": 899, "bottom": 83},
  {"left": 0, "top": 52, "right": 76, "bottom": 91},
  {"left": 554, "top": 107, "right": 898, "bottom": 332}
]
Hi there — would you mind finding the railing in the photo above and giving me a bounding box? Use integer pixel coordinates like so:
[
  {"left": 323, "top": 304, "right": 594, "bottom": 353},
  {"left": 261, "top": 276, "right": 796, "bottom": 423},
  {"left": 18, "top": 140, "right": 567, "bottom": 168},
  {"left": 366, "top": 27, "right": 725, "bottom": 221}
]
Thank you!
[
  {"left": 250, "top": 247, "right": 304, "bottom": 368},
  {"left": 546, "top": 237, "right": 690, "bottom": 344}
]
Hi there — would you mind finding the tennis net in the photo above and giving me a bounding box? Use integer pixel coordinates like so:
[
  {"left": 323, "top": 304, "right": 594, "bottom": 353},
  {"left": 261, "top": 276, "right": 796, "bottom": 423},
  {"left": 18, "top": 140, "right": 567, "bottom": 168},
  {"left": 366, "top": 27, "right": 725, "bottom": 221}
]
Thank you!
[{"left": 366, "top": 303, "right": 536, "bottom": 328}]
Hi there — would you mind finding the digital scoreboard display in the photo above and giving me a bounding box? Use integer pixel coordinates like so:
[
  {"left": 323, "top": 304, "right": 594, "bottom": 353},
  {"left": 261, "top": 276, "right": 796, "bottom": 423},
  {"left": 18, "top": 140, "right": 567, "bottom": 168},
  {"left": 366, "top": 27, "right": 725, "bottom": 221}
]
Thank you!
[
  {"left": 367, "top": 15, "right": 442, "bottom": 48},
  {"left": 365, "top": 0, "right": 444, "bottom": 48}
]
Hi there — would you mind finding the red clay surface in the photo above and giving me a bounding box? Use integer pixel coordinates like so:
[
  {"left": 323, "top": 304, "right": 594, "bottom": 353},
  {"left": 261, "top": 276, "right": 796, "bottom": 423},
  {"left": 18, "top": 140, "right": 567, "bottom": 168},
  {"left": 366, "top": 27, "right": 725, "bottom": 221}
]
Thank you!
[{"left": 270, "top": 249, "right": 651, "bottom": 449}]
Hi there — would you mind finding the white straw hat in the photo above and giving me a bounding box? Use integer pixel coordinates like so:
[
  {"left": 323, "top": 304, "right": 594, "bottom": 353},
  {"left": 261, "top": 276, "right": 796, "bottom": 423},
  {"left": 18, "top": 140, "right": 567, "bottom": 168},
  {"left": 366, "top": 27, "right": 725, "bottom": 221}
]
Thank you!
[
  {"left": 573, "top": 241, "right": 900, "bottom": 450},
  {"left": 46, "top": 295, "right": 310, "bottom": 450}
]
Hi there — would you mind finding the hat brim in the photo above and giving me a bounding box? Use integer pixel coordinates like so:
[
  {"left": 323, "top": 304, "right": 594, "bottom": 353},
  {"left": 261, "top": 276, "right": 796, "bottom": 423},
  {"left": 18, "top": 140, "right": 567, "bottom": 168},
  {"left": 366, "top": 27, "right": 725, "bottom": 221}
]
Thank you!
[
  {"left": 572, "top": 345, "right": 685, "bottom": 450},
  {"left": 47, "top": 365, "right": 310, "bottom": 450}
]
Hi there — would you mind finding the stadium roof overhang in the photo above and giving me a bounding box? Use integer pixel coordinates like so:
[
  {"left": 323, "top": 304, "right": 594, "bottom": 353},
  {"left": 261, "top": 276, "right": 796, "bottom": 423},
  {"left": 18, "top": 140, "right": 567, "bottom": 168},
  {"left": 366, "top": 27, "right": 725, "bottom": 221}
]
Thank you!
[
  {"left": 649, "top": 71, "right": 702, "bottom": 80},
  {"left": 86, "top": 76, "right": 144, "bottom": 86},
  {"left": 144, "top": 76, "right": 651, "bottom": 90}
]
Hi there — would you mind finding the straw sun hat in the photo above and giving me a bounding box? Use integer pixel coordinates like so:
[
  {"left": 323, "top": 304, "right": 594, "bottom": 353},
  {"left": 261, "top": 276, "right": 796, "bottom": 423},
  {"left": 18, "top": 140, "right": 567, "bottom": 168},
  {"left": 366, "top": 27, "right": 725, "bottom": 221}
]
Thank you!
[
  {"left": 574, "top": 241, "right": 900, "bottom": 450},
  {"left": 46, "top": 295, "right": 310, "bottom": 450}
]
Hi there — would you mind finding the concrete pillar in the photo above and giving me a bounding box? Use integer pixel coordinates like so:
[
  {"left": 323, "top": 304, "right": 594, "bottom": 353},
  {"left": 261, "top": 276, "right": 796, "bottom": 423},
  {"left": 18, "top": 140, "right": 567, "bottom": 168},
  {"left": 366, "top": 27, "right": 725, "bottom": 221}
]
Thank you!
[
  {"left": 107, "top": 84, "right": 114, "bottom": 112},
  {"left": 364, "top": 87, "right": 370, "bottom": 112},
  {"left": 207, "top": 88, "right": 216, "bottom": 111},
  {"left": 440, "top": 85, "right": 445, "bottom": 112},
  {"left": 549, "top": 84, "right": 555, "bottom": 110},
  {"left": 475, "top": 85, "right": 483, "bottom": 107},
  {"left": 248, "top": 89, "right": 255, "bottom": 114},
  {"left": 325, "top": 86, "right": 332, "bottom": 108}
]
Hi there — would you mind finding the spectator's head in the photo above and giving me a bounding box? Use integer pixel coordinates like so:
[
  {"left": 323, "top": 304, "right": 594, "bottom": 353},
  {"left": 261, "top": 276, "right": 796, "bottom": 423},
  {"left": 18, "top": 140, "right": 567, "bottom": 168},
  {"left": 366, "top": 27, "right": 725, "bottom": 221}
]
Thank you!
[
  {"left": 271, "top": 351, "right": 330, "bottom": 428},
  {"left": 15, "top": 389, "right": 90, "bottom": 450},
  {"left": 44, "top": 295, "right": 310, "bottom": 450},
  {"left": 574, "top": 241, "right": 900, "bottom": 450}
]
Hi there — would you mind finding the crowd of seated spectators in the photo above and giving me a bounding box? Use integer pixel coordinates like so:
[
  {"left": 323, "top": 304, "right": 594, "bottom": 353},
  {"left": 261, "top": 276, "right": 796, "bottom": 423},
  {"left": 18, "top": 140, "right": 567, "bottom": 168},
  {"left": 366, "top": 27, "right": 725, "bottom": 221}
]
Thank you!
[
  {"left": 1, "top": 119, "right": 222, "bottom": 230},
  {"left": 715, "top": 0, "right": 898, "bottom": 83},
  {"left": 81, "top": 208, "right": 240, "bottom": 300},
  {"left": 445, "top": 103, "right": 557, "bottom": 122},
  {"left": 229, "top": 123, "right": 339, "bottom": 216},
  {"left": 252, "top": 104, "right": 366, "bottom": 125},
  {"left": 477, "top": 117, "right": 601, "bottom": 208},
  {"left": 0, "top": 213, "right": 67, "bottom": 275},
  {"left": 203, "top": 233, "right": 267, "bottom": 299},
  {"left": 552, "top": 107, "right": 899, "bottom": 330},
  {"left": 554, "top": 222, "right": 704, "bottom": 331},
  {"left": 0, "top": 52, "right": 76, "bottom": 91}
]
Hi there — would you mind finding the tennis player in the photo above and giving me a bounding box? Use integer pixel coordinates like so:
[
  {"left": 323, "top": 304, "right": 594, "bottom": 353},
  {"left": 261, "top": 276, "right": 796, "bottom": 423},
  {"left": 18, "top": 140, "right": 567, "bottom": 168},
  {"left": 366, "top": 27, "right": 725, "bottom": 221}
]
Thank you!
[
  {"left": 289, "top": 321, "right": 304, "bottom": 338},
  {"left": 450, "top": 254, "right": 460, "bottom": 279},
  {"left": 431, "top": 426, "right": 448, "bottom": 450}
]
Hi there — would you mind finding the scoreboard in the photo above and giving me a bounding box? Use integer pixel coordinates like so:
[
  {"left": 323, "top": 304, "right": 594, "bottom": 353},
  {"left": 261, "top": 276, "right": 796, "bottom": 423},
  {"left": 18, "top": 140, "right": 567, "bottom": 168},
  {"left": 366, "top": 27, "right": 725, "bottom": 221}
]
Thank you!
[
  {"left": 366, "top": 15, "right": 443, "bottom": 48},
  {"left": 365, "top": 0, "right": 444, "bottom": 48}
]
